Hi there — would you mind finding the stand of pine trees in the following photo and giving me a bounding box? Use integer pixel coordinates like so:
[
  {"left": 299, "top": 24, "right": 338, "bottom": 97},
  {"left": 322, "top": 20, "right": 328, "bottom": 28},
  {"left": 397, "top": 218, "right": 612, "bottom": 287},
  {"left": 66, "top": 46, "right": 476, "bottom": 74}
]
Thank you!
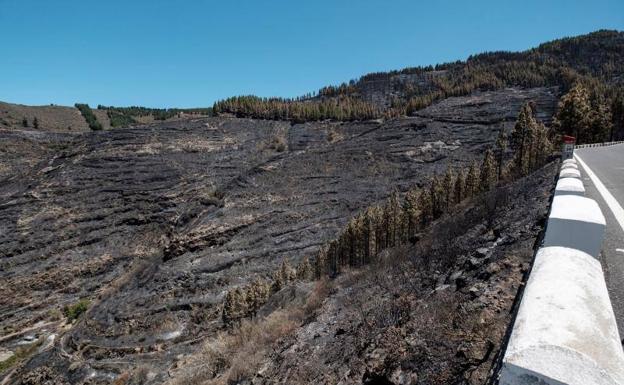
[
  {"left": 211, "top": 32, "right": 624, "bottom": 136},
  {"left": 312, "top": 104, "right": 551, "bottom": 280},
  {"left": 75, "top": 103, "right": 103, "bottom": 131},
  {"left": 553, "top": 83, "right": 619, "bottom": 144},
  {"left": 213, "top": 95, "right": 381, "bottom": 123},
  {"left": 222, "top": 258, "right": 313, "bottom": 326},
  {"left": 221, "top": 101, "right": 553, "bottom": 327}
]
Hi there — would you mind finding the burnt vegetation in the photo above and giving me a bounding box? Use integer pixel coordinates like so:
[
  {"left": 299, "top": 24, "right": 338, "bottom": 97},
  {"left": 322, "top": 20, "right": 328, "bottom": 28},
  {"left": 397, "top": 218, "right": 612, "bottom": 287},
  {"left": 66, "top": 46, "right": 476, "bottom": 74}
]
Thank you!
[
  {"left": 213, "top": 30, "right": 624, "bottom": 143},
  {"left": 220, "top": 102, "right": 553, "bottom": 327},
  {"left": 1, "top": 30, "right": 621, "bottom": 385}
]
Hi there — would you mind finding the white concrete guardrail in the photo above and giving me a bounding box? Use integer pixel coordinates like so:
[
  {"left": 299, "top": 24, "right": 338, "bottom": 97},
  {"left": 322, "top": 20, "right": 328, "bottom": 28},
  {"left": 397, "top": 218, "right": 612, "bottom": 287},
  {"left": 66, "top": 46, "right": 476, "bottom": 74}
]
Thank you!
[
  {"left": 554, "top": 177, "right": 585, "bottom": 197},
  {"left": 575, "top": 140, "right": 624, "bottom": 149},
  {"left": 560, "top": 162, "right": 578, "bottom": 171},
  {"left": 543, "top": 194, "right": 605, "bottom": 256},
  {"left": 559, "top": 168, "right": 581, "bottom": 179},
  {"left": 500, "top": 157, "right": 624, "bottom": 385}
]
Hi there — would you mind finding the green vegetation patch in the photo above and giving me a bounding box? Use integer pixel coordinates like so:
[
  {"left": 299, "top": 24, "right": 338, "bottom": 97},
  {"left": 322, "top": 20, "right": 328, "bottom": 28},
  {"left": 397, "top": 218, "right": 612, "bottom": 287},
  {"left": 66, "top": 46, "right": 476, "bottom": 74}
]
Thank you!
[
  {"left": 75, "top": 103, "right": 103, "bottom": 131},
  {"left": 98, "top": 105, "right": 212, "bottom": 127},
  {"left": 106, "top": 109, "right": 137, "bottom": 127},
  {"left": 63, "top": 299, "right": 90, "bottom": 322}
]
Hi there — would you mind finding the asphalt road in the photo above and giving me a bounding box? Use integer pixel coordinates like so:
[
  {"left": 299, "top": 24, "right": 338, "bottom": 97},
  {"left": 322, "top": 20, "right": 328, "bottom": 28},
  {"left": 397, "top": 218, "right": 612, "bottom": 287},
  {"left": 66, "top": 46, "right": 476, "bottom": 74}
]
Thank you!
[{"left": 575, "top": 144, "right": 624, "bottom": 337}]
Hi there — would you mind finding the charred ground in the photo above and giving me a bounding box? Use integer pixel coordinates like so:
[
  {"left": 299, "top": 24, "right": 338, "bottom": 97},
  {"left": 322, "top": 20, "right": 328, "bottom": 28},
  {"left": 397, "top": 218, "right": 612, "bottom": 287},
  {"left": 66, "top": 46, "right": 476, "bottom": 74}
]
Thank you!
[{"left": 0, "top": 86, "right": 560, "bottom": 384}]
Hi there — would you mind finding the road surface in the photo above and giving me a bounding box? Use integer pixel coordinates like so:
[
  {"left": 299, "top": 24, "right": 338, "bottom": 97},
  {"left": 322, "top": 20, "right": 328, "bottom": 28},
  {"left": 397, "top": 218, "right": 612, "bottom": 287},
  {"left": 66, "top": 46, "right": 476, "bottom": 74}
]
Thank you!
[{"left": 575, "top": 144, "right": 624, "bottom": 337}]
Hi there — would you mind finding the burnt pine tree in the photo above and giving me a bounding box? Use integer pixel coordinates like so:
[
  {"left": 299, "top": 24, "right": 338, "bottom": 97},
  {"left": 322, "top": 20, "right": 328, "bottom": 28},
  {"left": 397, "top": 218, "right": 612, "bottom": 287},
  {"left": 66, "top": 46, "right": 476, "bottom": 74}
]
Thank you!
[
  {"left": 510, "top": 103, "right": 535, "bottom": 176},
  {"left": 495, "top": 128, "right": 507, "bottom": 180},
  {"left": 429, "top": 175, "right": 444, "bottom": 219},
  {"left": 454, "top": 169, "right": 466, "bottom": 203},
  {"left": 222, "top": 287, "right": 247, "bottom": 326},
  {"left": 465, "top": 162, "right": 480, "bottom": 198},
  {"left": 442, "top": 167, "right": 455, "bottom": 210},
  {"left": 480, "top": 149, "right": 497, "bottom": 191},
  {"left": 532, "top": 121, "right": 552, "bottom": 169},
  {"left": 315, "top": 245, "right": 328, "bottom": 279},
  {"left": 296, "top": 257, "right": 313, "bottom": 280},
  {"left": 418, "top": 189, "right": 433, "bottom": 227},
  {"left": 404, "top": 188, "right": 420, "bottom": 240}
]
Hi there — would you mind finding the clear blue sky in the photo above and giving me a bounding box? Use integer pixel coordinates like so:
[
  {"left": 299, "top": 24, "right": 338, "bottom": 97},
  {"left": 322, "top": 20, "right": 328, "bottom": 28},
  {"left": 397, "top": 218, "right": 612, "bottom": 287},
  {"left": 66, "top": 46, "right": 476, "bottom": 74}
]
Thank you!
[{"left": 1, "top": 0, "right": 623, "bottom": 108}]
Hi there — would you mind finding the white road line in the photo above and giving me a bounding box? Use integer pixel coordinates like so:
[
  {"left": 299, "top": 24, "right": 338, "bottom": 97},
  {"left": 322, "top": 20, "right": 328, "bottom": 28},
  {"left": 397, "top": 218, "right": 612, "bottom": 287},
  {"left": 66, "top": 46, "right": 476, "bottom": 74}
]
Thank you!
[
  {"left": 617, "top": 249, "right": 624, "bottom": 253},
  {"left": 575, "top": 153, "right": 624, "bottom": 235}
]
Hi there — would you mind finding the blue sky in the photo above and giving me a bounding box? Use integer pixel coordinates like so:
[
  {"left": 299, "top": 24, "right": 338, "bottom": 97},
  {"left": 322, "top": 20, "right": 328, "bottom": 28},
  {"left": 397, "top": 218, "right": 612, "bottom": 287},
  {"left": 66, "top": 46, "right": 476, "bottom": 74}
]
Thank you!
[{"left": 1, "top": 0, "right": 623, "bottom": 108}]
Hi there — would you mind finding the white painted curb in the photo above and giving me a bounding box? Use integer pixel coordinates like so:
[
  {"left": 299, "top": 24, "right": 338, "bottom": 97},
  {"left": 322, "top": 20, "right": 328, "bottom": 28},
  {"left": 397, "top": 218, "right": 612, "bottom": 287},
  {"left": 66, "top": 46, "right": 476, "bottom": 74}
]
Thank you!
[
  {"left": 554, "top": 177, "right": 585, "bottom": 197},
  {"left": 500, "top": 247, "right": 624, "bottom": 385},
  {"left": 561, "top": 162, "right": 578, "bottom": 171},
  {"left": 562, "top": 159, "right": 577, "bottom": 166},
  {"left": 543, "top": 195, "right": 606, "bottom": 256},
  {"left": 559, "top": 168, "right": 581, "bottom": 179}
]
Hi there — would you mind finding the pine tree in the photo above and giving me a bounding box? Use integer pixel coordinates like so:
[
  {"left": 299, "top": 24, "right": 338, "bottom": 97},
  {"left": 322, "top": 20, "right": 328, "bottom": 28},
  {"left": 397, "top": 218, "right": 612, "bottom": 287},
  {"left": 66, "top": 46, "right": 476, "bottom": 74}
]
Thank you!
[
  {"left": 495, "top": 128, "right": 507, "bottom": 180},
  {"left": 454, "top": 170, "right": 466, "bottom": 203},
  {"left": 370, "top": 206, "right": 384, "bottom": 256},
  {"left": 362, "top": 208, "right": 374, "bottom": 264},
  {"left": 33, "top": 117, "right": 39, "bottom": 129},
  {"left": 553, "top": 83, "right": 592, "bottom": 143},
  {"left": 222, "top": 287, "right": 247, "bottom": 326},
  {"left": 465, "top": 162, "right": 480, "bottom": 198},
  {"left": 272, "top": 259, "right": 294, "bottom": 292},
  {"left": 442, "top": 167, "right": 455, "bottom": 209},
  {"left": 480, "top": 149, "right": 497, "bottom": 191},
  {"left": 418, "top": 190, "right": 433, "bottom": 227},
  {"left": 246, "top": 279, "right": 270, "bottom": 317},
  {"left": 272, "top": 267, "right": 284, "bottom": 292},
  {"left": 386, "top": 191, "right": 403, "bottom": 247},
  {"left": 404, "top": 189, "right": 420, "bottom": 240},
  {"left": 533, "top": 121, "right": 552, "bottom": 169},
  {"left": 588, "top": 99, "right": 613, "bottom": 143},
  {"left": 22, "top": 117, "right": 28, "bottom": 127},
  {"left": 429, "top": 175, "right": 444, "bottom": 218},
  {"left": 511, "top": 103, "right": 535, "bottom": 175},
  {"left": 296, "top": 257, "right": 313, "bottom": 280},
  {"left": 315, "top": 245, "right": 328, "bottom": 279}
]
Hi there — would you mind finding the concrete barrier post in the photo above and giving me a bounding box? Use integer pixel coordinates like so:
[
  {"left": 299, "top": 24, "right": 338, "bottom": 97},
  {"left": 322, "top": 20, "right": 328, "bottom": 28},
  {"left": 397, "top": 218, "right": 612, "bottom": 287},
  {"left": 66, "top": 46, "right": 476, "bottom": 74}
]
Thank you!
[
  {"left": 559, "top": 168, "right": 581, "bottom": 179},
  {"left": 542, "top": 195, "right": 605, "bottom": 257},
  {"left": 554, "top": 177, "right": 585, "bottom": 197},
  {"left": 500, "top": 247, "right": 624, "bottom": 385},
  {"left": 561, "top": 162, "right": 578, "bottom": 171}
]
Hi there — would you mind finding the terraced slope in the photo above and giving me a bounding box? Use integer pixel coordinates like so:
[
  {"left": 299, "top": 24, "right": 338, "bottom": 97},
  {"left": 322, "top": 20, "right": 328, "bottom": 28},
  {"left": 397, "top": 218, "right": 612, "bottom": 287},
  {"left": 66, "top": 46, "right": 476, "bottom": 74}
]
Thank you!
[{"left": 0, "top": 87, "right": 557, "bottom": 384}]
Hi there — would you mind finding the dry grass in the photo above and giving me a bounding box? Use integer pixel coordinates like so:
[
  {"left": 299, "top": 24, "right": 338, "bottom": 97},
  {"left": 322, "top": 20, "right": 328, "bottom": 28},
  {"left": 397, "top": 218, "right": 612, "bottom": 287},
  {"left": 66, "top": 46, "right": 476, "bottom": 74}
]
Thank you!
[
  {"left": 170, "top": 280, "right": 330, "bottom": 385},
  {"left": 267, "top": 134, "right": 287, "bottom": 152},
  {"left": 326, "top": 128, "right": 344, "bottom": 143},
  {"left": 0, "top": 101, "right": 107, "bottom": 131}
]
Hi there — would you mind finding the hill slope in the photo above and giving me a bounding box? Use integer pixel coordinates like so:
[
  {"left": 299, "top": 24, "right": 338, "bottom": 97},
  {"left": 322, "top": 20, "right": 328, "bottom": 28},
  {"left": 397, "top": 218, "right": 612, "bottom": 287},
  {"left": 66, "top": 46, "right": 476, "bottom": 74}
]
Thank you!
[
  {"left": 2, "top": 30, "right": 620, "bottom": 385},
  {"left": 0, "top": 102, "right": 95, "bottom": 132},
  {"left": 0, "top": 87, "right": 558, "bottom": 384}
]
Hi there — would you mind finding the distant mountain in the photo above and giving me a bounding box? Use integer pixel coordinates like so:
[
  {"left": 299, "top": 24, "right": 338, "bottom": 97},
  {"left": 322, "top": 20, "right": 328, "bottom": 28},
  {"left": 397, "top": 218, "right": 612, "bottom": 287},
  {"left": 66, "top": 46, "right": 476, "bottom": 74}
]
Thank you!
[
  {"left": 347, "top": 29, "right": 624, "bottom": 108},
  {"left": 214, "top": 30, "right": 624, "bottom": 121}
]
